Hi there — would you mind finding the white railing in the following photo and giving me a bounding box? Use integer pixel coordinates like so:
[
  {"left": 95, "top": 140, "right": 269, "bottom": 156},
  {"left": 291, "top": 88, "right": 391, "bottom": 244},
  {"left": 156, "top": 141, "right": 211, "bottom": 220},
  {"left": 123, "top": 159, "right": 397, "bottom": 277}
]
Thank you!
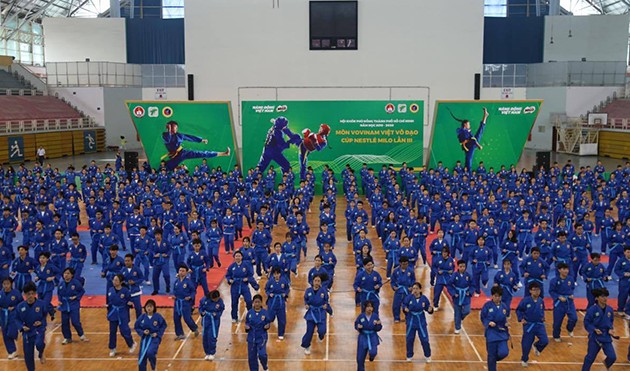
[
  {"left": 10, "top": 63, "right": 48, "bottom": 94},
  {"left": 606, "top": 118, "right": 630, "bottom": 130},
  {"left": 46, "top": 62, "right": 142, "bottom": 87},
  {"left": 0, "top": 117, "right": 97, "bottom": 134}
]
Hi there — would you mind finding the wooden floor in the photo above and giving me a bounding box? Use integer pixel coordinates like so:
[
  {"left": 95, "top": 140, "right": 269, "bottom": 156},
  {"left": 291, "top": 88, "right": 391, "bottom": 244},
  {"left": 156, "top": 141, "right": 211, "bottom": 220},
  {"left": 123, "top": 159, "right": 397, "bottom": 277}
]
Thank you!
[{"left": 1, "top": 199, "right": 629, "bottom": 371}]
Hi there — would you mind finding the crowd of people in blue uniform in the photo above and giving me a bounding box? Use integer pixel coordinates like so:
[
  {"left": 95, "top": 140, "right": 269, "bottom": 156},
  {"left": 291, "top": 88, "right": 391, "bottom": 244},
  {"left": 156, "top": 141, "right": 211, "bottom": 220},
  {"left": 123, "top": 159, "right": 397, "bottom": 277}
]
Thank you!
[{"left": 0, "top": 153, "right": 629, "bottom": 370}]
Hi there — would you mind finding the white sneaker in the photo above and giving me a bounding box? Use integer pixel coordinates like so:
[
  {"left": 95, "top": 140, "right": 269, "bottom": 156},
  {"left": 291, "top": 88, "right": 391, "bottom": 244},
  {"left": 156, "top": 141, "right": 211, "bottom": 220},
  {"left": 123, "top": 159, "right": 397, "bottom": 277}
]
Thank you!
[
  {"left": 80, "top": 335, "right": 90, "bottom": 342},
  {"left": 232, "top": 319, "right": 237, "bottom": 323},
  {"left": 109, "top": 349, "right": 116, "bottom": 357},
  {"left": 454, "top": 329, "right": 461, "bottom": 334},
  {"left": 62, "top": 338, "right": 71, "bottom": 345},
  {"left": 304, "top": 347, "right": 311, "bottom": 355},
  {"left": 569, "top": 331, "right": 574, "bottom": 337},
  {"left": 208, "top": 354, "right": 215, "bottom": 361},
  {"left": 426, "top": 357, "right": 432, "bottom": 363},
  {"left": 129, "top": 341, "right": 138, "bottom": 353},
  {"left": 517, "top": 282, "right": 523, "bottom": 288},
  {"left": 145, "top": 281, "right": 152, "bottom": 285},
  {"left": 554, "top": 338, "right": 561, "bottom": 343},
  {"left": 521, "top": 361, "right": 528, "bottom": 367},
  {"left": 534, "top": 349, "right": 541, "bottom": 356},
  {"left": 434, "top": 306, "right": 439, "bottom": 312},
  {"left": 494, "top": 264, "right": 499, "bottom": 269},
  {"left": 278, "top": 336, "right": 284, "bottom": 340},
  {"left": 7, "top": 352, "right": 17, "bottom": 360},
  {"left": 318, "top": 336, "right": 324, "bottom": 343},
  {"left": 406, "top": 357, "right": 412, "bottom": 362}
]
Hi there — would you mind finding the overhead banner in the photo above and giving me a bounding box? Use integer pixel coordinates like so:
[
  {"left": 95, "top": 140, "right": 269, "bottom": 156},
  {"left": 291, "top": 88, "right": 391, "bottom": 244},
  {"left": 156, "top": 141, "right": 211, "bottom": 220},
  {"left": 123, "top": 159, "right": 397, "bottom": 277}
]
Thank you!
[
  {"left": 429, "top": 100, "right": 542, "bottom": 171},
  {"left": 126, "top": 101, "right": 238, "bottom": 171},
  {"left": 242, "top": 100, "right": 424, "bottom": 186}
]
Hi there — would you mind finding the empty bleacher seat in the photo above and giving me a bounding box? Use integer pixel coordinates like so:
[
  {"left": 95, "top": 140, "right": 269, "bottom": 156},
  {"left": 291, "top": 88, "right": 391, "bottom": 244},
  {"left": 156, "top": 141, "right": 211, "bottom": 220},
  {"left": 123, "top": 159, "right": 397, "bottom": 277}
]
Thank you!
[{"left": 0, "top": 96, "right": 82, "bottom": 121}]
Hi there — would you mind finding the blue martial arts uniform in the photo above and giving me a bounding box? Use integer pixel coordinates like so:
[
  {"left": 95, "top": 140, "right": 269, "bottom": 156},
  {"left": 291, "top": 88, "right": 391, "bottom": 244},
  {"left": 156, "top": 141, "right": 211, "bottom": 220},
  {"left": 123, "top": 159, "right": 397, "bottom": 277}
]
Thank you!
[
  {"left": 226, "top": 261, "right": 259, "bottom": 321},
  {"left": 245, "top": 307, "right": 271, "bottom": 371},
  {"left": 173, "top": 275, "right": 198, "bottom": 336},
  {"left": 402, "top": 293, "right": 433, "bottom": 359},
  {"left": 355, "top": 312, "right": 382, "bottom": 371},
  {"left": 581, "top": 303, "right": 617, "bottom": 370},
  {"left": 431, "top": 255, "right": 455, "bottom": 308},
  {"left": 448, "top": 271, "right": 473, "bottom": 331},
  {"left": 265, "top": 276, "right": 290, "bottom": 337},
  {"left": 15, "top": 298, "right": 47, "bottom": 371},
  {"left": 516, "top": 295, "right": 548, "bottom": 362},
  {"left": 134, "top": 312, "right": 167, "bottom": 371},
  {"left": 199, "top": 297, "right": 224, "bottom": 356},
  {"left": 301, "top": 286, "right": 332, "bottom": 349},
  {"left": 549, "top": 275, "right": 577, "bottom": 339},
  {"left": 0, "top": 288, "right": 22, "bottom": 356},
  {"left": 391, "top": 265, "right": 416, "bottom": 321},
  {"left": 106, "top": 286, "right": 134, "bottom": 351},
  {"left": 353, "top": 269, "right": 383, "bottom": 315},
  {"left": 480, "top": 300, "right": 510, "bottom": 371},
  {"left": 57, "top": 278, "right": 85, "bottom": 341}
]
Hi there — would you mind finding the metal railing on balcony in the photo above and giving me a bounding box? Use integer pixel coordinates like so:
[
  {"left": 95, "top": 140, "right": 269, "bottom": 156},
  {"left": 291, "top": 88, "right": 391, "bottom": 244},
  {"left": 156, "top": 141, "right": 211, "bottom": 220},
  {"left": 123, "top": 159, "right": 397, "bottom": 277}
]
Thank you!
[{"left": 0, "top": 117, "right": 97, "bottom": 135}]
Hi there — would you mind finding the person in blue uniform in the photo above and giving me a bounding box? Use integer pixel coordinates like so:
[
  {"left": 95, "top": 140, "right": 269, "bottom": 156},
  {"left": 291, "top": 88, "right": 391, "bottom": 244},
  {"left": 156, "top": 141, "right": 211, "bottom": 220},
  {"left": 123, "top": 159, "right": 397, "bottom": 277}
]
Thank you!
[
  {"left": 57, "top": 268, "right": 88, "bottom": 344},
  {"left": 391, "top": 256, "right": 416, "bottom": 322},
  {"left": 68, "top": 233, "right": 87, "bottom": 283},
  {"left": 101, "top": 244, "right": 124, "bottom": 295},
  {"left": 256, "top": 116, "right": 301, "bottom": 174},
  {"left": 403, "top": 282, "right": 434, "bottom": 362},
  {"left": 355, "top": 301, "right": 383, "bottom": 370},
  {"left": 107, "top": 274, "right": 137, "bottom": 357},
  {"left": 0, "top": 277, "right": 22, "bottom": 359},
  {"left": 223, "top": 208, "right": 237, "bottom": 253},
  {"left": 205, "top": 219, "right": 223, "bottom": 268},
  {"left": 448, "top": 260, "right": 473, "bottom": 334},
  {"left": 431, "top": 247, "right": 455, "bottom": 310},
  {"left": 493, "top": 259, "right": 519, "bottom": 317},
  {"left": 134, "top": 299, "right": 167, "bottom": 371},
  {"left": 169, "top": 225, "right": 188, "bottom": 272},
  {"left": 122, "top": 254, "right": 144, "bottom": 320},
  {"left": 161, "top": 120, "right": 230, "bottom": 171},
  {"left": 252, "top": 221, "right": 272, "bottom": 278},
  {"left": 226, "top": 251, "right": 259, "bottom": 322},
  {"left": 150, "top": 230, "right": 171, "bottom": 295},
  {"left": 199, "top": 290, "right": 225, "bottom": 360},
  {"left": 581, "top": 288, "right": 617, "bottom": 371},
  {"left": 301, "top": 274, "right": 332, "bottom": 355},
  {"left": 245, "top": 294, "right": 271, "bottom": 371},
  {"left": 520, "top": 247, "right": 549, "bottom": 298},
  {"left": 15, "top": 282, "right": 47, "bottom": 370},
  {"left": 11, "top": 245, "right": 36, "bottom": 292},
  {"left": 516, "top": 282, "right": 548, "bottom": 367},
  {"left": 265, "top": 267, "right": 290, "bottom": 340},
  {"left": 173, "top": 264, "right": 199, "bottom": 340},
  {"left": 549, "top": 262, "right": 577, "bottom": 342},
  {"left": 353, "top": 258, "right": 383, "bottom": 315},
  {"left": 187, "top": 239, "right": 211, "bottom": 298},
  {"left": 581, "top": 252, "right": 609, "bottom": 308},
  {"left": 614, "top": 246, "right": 630, "bottom": 315},
  {"left": 34, "top": 252, "right": 58, "bottom": 321},
  {"left": 480, "top": 286, "right": 510, "bottom": 371},
  {"left": 452, "top": 107, "right": 489, "bottom": 172}
]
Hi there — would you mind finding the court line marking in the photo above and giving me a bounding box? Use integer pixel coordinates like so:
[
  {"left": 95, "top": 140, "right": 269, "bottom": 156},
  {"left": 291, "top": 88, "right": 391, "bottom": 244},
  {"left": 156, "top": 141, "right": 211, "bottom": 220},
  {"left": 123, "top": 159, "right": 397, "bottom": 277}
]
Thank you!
[
  {"left": 325, "top": 310, "right": 330, "bottom": 361},
  {"left": 440, "top": 290, "right": 484, "bottom": 362},
  {"left": 171, "top": 315, "right": 202, "bottom": 360},
  {"left": 0, "top": 357, "right": 595, "bottom": 365}
]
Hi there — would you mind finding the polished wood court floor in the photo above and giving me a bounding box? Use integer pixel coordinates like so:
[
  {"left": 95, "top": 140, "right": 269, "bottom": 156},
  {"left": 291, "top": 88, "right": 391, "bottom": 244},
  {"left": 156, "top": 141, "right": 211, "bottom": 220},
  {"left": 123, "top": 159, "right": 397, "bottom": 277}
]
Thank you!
[{"left": 1, "top": 198, "right": 629, "bottom": 370}]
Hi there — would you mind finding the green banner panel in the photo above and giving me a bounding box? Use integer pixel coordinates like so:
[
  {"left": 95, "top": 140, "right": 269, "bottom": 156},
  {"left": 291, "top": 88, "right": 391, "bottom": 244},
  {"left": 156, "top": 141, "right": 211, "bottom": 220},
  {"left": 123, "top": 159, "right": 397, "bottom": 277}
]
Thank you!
[
  {"left": 242, "top": 100, "right": 424, "bottom": 187},
  {"left": 429, "top": 100, "right": 543, "bottom": 172},
  {"left": 126, "top": 101, "right": 238, "bottom": 171}
]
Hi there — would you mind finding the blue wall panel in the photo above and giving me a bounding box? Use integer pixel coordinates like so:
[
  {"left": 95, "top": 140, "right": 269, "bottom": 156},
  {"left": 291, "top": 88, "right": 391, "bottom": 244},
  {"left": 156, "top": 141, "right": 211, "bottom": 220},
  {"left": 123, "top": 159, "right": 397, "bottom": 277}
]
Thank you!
[
  {"left": 483, "top": 17, "right": 544, "bottom": 64},
  {"left": 126, "top": 18, "right": 185, "bottom": 64}
]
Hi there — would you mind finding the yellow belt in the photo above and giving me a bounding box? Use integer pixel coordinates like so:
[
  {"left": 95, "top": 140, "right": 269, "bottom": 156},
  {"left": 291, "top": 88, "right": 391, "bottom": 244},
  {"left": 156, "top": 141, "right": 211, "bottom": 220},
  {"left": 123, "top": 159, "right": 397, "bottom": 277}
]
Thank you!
[{"left": 160, "top": 146, "right": 183, "bottom": 160}]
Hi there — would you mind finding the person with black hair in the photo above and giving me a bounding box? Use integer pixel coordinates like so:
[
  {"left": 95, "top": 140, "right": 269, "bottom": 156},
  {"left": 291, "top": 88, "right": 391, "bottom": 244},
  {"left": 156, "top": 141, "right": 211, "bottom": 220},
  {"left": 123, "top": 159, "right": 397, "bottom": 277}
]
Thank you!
[
  {"left": 160, "top": 120, "right": 230, "bottom": 171},
  {"left": 581, "top": 288, "right": 617, "bottom": 370},
  {"left": 106, "top": 274, "right": 137, "bottom": 357},
  {"left": 355, "top": 300, "right": 382, "bottom": 370},
  {"left": 301, "top": 274, "right": 332, "bottom": 355},
  {"left": 516, "top": 282, "right": 548, "bottom": 367},
  {"left": 199, "top": 290, "right": 224, "bottom": 361},
  {"left": 57, "top": 267, "right": 88, "bottom": 345},
  {"left": 226, "top": 250, "right": 259, "bottom": 323},
  {"left": 353, "top": 258, "right": 383, "bottom": 315},
  {"left": 122, "top": 254, "right": 144, "bottom": 320},
  {"left": 0, "top": 277, "right": 22, "bottom": 359},
  {"left": 402, "top": 282, "right": 434, "bottom": 363},
  {"left": 480, "top": 286, "right": 510, "bottom": 371},
  {"left": 16, "top": 281, "right": 47, "bottom": 370},
  {"left": 245, "top": 294, "right": 271, "bottom": 371},
  {"left": 581, "top": 252, "right": 608, "bottom": 308},
  {"left": 173, "top": 264, "right": 199, "bottom": 340},
  {"left": 34, "top": 252, "right": 58, "bottom": 322},
  {"left": 11, "top": 245, "right": 36, "bottom": 292},
  {"left": 549, "top": 262, "right": 577, "bottom": 342},
  {"left": 451, "top": 106, "right": 489, "bottom": 172},
  {"left": 134, "top": 299, "right": 167, "bottom": 371},
  {"left": 265, "top": 267, "right": 290, "bottom": 340}
]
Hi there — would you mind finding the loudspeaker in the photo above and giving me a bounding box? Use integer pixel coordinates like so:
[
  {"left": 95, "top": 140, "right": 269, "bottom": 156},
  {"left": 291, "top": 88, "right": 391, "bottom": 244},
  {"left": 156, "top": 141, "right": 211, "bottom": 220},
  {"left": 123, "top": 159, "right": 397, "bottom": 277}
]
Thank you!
[
  {"left": 187, "top": 74, "right": 194, "bottom": 101},
  {"left": 124, "top": 151, "right": 139, "bottom": 175},
  {"left": 474, "top": 73, "right": 481, "bottom": 100},
  {"left": 535, "top": 151, "right": 551, "bottom": 171}
]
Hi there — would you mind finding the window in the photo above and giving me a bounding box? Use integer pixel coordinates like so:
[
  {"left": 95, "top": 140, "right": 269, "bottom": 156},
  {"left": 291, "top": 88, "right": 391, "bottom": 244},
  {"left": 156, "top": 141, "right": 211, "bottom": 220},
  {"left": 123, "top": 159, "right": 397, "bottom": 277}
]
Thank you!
[
  {"left": 162, "top": 0, "right": 184, "bottom": 19},
  {"left": 485, "top": 0, "right": 507, "bottom": 17}
]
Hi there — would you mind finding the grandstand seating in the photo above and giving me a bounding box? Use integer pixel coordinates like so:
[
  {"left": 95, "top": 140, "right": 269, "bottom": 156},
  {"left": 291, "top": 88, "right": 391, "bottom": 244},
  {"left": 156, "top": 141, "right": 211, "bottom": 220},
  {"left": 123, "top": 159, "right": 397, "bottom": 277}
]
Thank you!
[
  {"left": 0, "top": 69, "right": 30, "bottom": 90},
  {"left": 0, "top": 96, "right": 82, "bottom": 121},
  {"left": 600, "top": 99, "right": 630, "bottom": 130}
]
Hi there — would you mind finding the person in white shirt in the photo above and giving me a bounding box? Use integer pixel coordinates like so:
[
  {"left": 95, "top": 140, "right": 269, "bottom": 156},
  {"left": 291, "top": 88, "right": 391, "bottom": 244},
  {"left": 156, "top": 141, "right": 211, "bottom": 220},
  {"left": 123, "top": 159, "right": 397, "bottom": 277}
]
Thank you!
[{"left": 37, "top": 146, "right": 45, "bottom": 166}]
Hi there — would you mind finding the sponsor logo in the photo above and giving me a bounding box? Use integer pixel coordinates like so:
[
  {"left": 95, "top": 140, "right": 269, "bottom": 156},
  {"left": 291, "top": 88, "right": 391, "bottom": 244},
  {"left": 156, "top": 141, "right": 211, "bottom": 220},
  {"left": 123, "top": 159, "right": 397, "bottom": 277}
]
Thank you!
[
  {"left": 397, "top": 104, "right": 407, "bottom": 113},
  {"left": 276, "top": 105, "right": 288, "bottom": 112},
  {"left": 133, "top": 106, "right": 145, "bottom": 118},
  {"left": 162, "top": 107, "right": 174, "bottom": 118},
  {"left": 148, "top": 107, "right": 159, "bottom": 118},
  {"left": 524, "top": 106, "right": 536, "bottom": 114},
  {"left": 410, "top": 103, "right": 420, "bottom": 113},
  {"left": 385, "top": 103, "right": 395, "bottom": 114}
]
